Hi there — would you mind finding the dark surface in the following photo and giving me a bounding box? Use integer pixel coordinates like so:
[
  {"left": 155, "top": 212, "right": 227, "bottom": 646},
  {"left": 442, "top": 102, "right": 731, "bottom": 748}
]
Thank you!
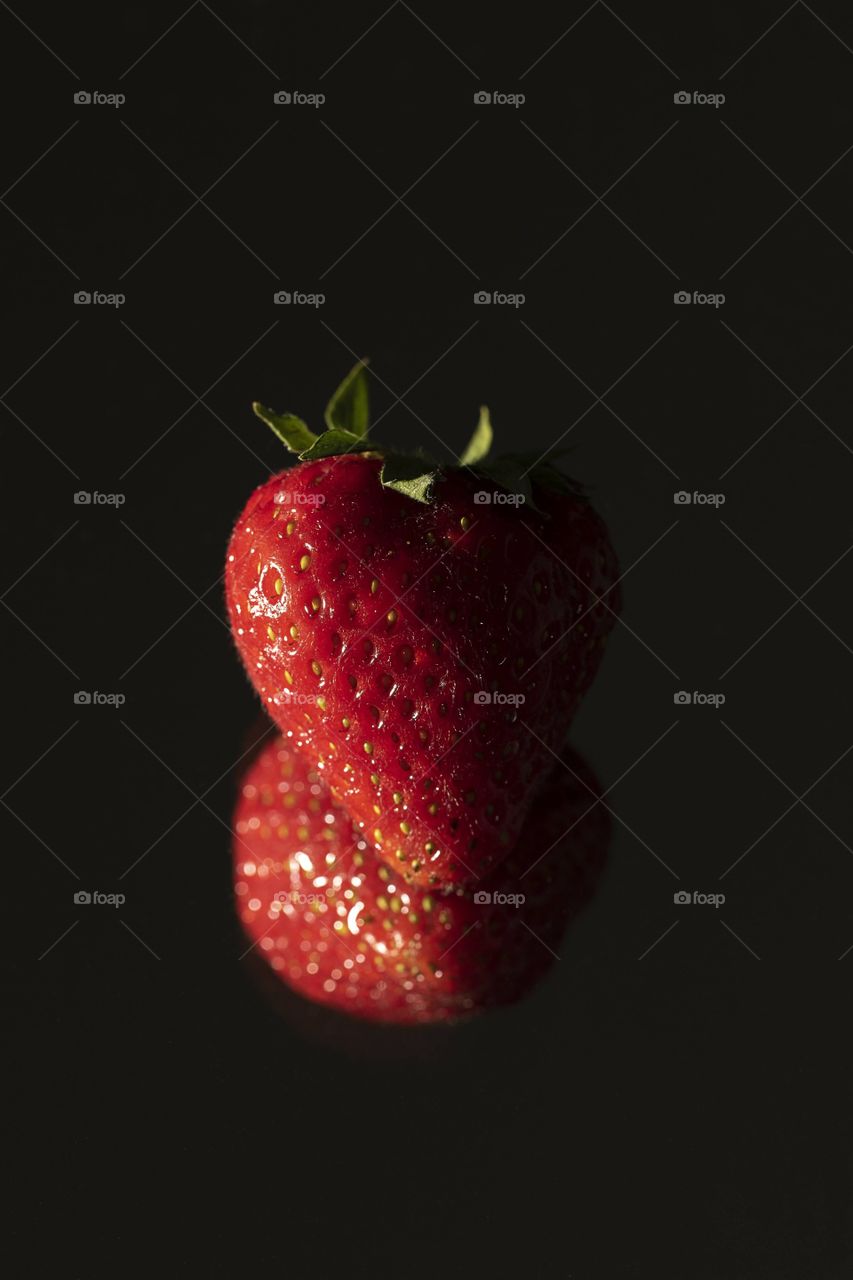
[{"left": 4, "top": 2, "right": 852, "bottom": 1275}]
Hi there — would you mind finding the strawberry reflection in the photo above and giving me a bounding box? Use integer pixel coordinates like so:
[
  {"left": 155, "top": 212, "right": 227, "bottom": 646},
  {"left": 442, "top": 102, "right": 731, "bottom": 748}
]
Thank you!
[{"left": 233, "top": 732, "right": 609, "bottom": 1028}]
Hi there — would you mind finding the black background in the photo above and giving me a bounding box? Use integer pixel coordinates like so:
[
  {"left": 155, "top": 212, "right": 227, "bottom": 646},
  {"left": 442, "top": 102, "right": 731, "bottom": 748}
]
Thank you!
[{"left": 5, "top": 2, "right": 853, "bottom": 1275}]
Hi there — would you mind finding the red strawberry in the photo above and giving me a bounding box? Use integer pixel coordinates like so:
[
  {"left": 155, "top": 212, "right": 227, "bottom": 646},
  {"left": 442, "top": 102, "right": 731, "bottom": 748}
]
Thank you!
[
  {"left": 234, "top": 733, "right": 609, "bottom": 1025},
  {"left": 226, "top": 362, "right": 619, "bottom": 889}
]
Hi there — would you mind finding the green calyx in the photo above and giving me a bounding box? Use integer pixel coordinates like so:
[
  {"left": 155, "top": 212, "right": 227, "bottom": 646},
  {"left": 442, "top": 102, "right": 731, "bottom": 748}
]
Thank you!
[{"left": 252, "top": 360, "right": 586, "bottom": 509}]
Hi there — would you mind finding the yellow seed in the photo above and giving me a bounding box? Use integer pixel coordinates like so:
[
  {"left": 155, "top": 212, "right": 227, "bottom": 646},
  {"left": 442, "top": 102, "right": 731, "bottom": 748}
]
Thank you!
[
  {"left": 390, "top": 897, "right": 400, "bottom": 913},
  {"left": 274, "top": 578, "right": 283, "bottom": 595},
  {"left": 311, "top": 660, "right": 322, "bottom": 677},
  {"left": 266, "top": 625, "right": 275, "bottom": 641},
  {"left": 387, "top": 609, "right": 397, "bottom": 626},
  {"left": 289, "top": 625, "right": 298, "bottom": 639},
  {"left": 378, "top": 866, "right": 390, "bottom": 881},
  {"left": 424, "top": 841, "right": 436, "bottom": 854},
  {"left": 460, "top": 515, "right": 470, "bottom": 531},
  {"left": 286, "top": 521, "right": 296, "bottom": 536},
  {"left": 428, "top": 802, "right": 438, "bottom": 815},
  {"left": 392, "top": 791, "right": 403, "bottom": 805},
  {"left": 370, "top": 773, "right": 380, "bottom": 786},
  {"left": 377, "top": 896, "right": 389, "bottom": 911},
  {"left": 363, "top": 742, "right": 373, "bottom": 755},
  {"left": 374, "top": 828, "right": 383, "bottom": 842},
  {"left": 341, "top": 717, "right": 350, "bottom": 729},
  {"left": 353, "top": 851, "right": 364, "bottom": 867},
  {"left": 370, "top": 579, "right": 379, "bottom": 594},
  {"left": 284, "top": 671, "right": 293, "bottom": 686},
  {"left": 316, "top": 696, "right": 326, "bottom": 710},
  {"left": 422, "top": 896, "right": 433, "bottom": 912},
  {"left": 311, "top": 596, "right": 321, "bottom": 612},
  {"left": 373, "top": 804, "right": 380, "bottom": 815},
  {"left": 396, "top": 849, "right": 407, "bottom": 861},
  {"left": 300, "top": 554, "right": 311, "bottom": 571},
  {"left": 399, "top": 820, "right": 411, "bottom": 836}
]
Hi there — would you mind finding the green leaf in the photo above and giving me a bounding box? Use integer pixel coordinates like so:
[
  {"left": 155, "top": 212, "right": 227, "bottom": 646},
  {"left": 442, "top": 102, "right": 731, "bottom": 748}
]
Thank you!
[
  {"left": 380, "top": 454, "right": 438, "bottom": 503},
  {"left": 477, "top": 457, "right": 535, "bottom": 509},
  {"left": 325, "top": 359, "right": 370, "bottom": 438},
  {"left": 298, "top": 428, "right": 374, "bottom": 461},
  {"left": 252, "top": 403, "right": 318, "bottom": 453},
  {"left": 459, "top": 406, "right": 493, "bottom": 467},
  {"left": 529, "top": 460, "right": 587, "bottom": 497}
]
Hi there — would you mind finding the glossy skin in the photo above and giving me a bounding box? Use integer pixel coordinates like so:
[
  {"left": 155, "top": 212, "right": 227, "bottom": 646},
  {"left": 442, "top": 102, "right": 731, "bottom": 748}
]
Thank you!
[
  {"left": 234, "top": 735, "right": 609, "bottom": 1025},
  {"left": 226, "top": 454, "right": 619, "bottom": 889}
]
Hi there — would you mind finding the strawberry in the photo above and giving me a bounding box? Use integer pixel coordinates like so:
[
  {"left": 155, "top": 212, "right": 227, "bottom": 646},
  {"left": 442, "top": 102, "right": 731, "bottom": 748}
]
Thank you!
[
  {"left": 234, "top": 733, "right": 609, "bottom": 1025},
  {"left": 226, "top": 362, "right": 619, "bottom": 889}
]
